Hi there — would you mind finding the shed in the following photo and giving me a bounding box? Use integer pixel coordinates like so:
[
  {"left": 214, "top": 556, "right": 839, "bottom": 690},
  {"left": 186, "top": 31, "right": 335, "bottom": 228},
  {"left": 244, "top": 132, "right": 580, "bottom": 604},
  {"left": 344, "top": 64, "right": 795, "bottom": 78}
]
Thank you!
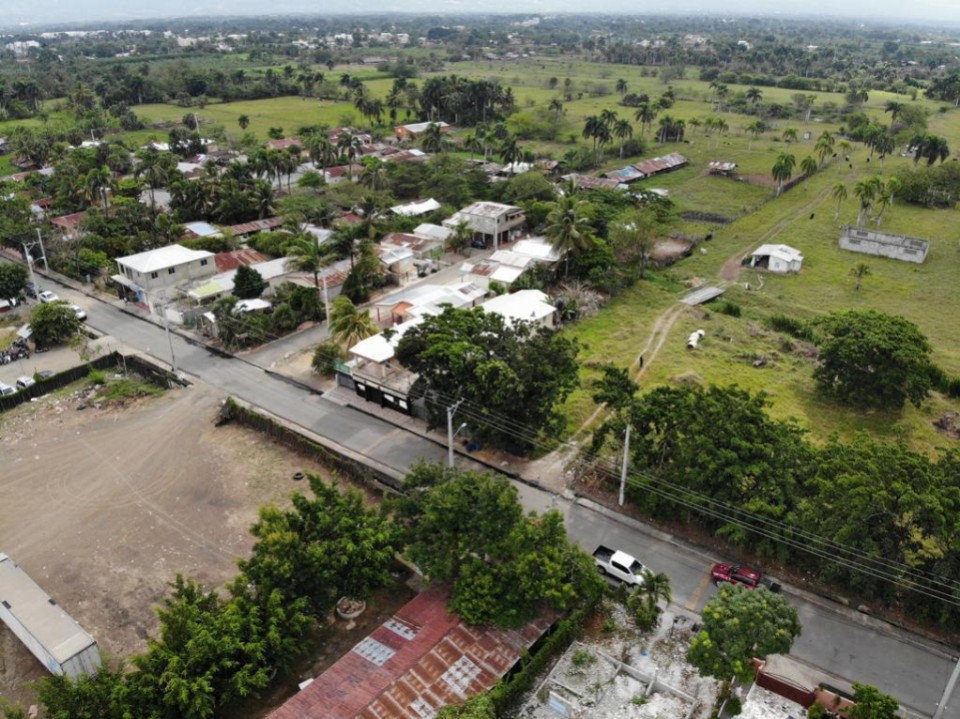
[
  {"left": 0, "top": 553, "right": 101, "bottom": 677},
  {"left": 838, "top": 226, "right": 929, "bottom": 264},
  {"left": 749, "top": 244, "right": 803, "bottom": 273}
]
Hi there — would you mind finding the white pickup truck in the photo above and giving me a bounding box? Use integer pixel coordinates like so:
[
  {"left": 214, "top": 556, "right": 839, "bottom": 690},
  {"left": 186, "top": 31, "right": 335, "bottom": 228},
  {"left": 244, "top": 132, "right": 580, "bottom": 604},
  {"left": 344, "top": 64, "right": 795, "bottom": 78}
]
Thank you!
[{"left": 593, "top": 545, "right": 647, "bottom": 586}]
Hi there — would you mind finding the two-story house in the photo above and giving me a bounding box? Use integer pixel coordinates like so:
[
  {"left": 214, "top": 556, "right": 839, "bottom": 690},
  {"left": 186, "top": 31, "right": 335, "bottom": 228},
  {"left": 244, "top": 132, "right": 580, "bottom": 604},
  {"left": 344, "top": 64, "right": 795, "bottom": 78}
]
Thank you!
[{"left": 113, "top": 244, "right": 216, "bottom": 320}]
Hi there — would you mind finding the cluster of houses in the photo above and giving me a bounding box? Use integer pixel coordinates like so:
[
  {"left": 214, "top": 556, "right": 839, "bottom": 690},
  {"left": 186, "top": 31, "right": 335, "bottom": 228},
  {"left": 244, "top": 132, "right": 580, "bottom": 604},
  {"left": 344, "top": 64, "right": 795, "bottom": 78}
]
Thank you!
[{"left": 339, "top": 234, "right": 559, "bottom": 415}]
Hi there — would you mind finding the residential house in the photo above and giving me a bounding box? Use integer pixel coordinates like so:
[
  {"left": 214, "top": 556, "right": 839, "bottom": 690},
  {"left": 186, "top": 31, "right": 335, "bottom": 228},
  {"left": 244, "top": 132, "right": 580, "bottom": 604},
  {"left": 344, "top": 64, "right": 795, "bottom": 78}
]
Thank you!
[
  {"left": 394, "top": 120, "right": 451, "bottom": 141},
  {"left": 265, "top": 137, "right": 303, "bottom": 152},
  {"left": 413, "top": 223, "right": 452, "bottom": 244},
  {"left": 481, "top": 289, "right": 557, "bottom": 329},
  {"left": 443, "top": 201, "right": 525, "bottom": 250},
  {"left": 113, "top": 244, "right": 216, "bottom": 318},
  {"left": 268, "top": 587, "right": 553, "bottom": 719},
  {"left": 183, "top": 221, "right": 222, "bottom": 241},
  {"left": 213, "top": 248, "right": 270, "bottom": 273},
  {"left": 223, "top": 217, "right": 285, "bottom": 239},
  {"left": 50, "top": 211, "right": 87, "bottom": 241},
  {"left": 381, "top": 232, "right": 444, "bottom": 262},
  {"left": 390, "top": 198, "right": 441, "bottom": 217},
  {"left": 748, "top": 244, "right": 804, "bottom": 274},
  {"left": 377, "top": 245, "right": 417, "bottom": 284}
]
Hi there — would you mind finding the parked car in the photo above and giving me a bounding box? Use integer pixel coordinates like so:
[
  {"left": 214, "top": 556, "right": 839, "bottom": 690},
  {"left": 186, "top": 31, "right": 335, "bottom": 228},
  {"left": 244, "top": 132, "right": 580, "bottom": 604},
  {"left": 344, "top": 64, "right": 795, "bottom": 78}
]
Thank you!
[
  {"left": 37, "top": 370, "right": 55, "bottom": 380},
  {"left": 0, "top": 382, "right": 16, "bottom": 396},
  {"left": 69, "top": 304, "right": 87, "bottom": 321},
  {"left": 593, "top": 545, "right": 647, "bottom": 586},
  {"left": 710, "top": 562, "right": 762, "bottom": 589},
  {"left": 24, "top": 282, "right": 37, "bottom": 299},
  {"left": 38, "top": 290, "right": 60, "bottom": 304},
  {"left": 15, "top": 376, "right": 35, "bottom": 390}
]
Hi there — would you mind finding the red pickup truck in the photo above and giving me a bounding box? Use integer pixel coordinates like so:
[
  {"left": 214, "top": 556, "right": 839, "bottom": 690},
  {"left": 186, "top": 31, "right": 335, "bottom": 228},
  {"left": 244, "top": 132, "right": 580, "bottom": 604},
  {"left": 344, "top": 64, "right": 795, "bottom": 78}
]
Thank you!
[{"left": 711, "top": 562, "right": 762, "bottom": 589}]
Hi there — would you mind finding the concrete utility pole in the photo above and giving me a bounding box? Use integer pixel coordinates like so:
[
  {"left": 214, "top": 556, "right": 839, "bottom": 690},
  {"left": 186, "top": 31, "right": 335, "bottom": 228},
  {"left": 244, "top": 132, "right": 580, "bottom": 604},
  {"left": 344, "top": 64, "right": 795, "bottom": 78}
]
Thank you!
[
  {"left": 34, "top": 228, "right": 48, "bottom": 271},
  {"left": 158, "top": 293, "right": 178, "bottom": 375},
  {"left": 618, "top": 423, "right": 631, "bottom": 506},
  {"left": 447, "top": 399, "right": 465, "bottom": 468},
  {"left": 21, "top": 244, "right": 38, "bottom": 294}
]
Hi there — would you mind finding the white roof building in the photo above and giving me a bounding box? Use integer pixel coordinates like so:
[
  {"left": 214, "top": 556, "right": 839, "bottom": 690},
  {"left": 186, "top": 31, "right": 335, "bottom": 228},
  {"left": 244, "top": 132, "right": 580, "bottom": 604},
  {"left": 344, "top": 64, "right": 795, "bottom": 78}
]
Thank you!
[
  {"left": 749, "top": 244, "right": 804, "bottom": 274},
  {"left": 117, "top": 244, "right": 214, "bottom": 275},
  {"left": 183, "top": 221, "right": 221, "bottom": 238},
  {"left": 391, "top": 198, "right": 441, "bottom": 217},
  {"left": 413, "top": 223, "right": 452, "bottom": 242},
  {"left": 480, "top": 289, "right": 556, "bottom": 328}
]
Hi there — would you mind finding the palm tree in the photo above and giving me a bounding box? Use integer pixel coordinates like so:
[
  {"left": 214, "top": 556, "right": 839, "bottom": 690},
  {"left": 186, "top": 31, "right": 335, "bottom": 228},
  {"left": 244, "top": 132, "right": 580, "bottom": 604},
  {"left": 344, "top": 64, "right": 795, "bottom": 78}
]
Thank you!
[
  {"left": 746, "top": 120, "right": 766, "bottom": 149},
  {"left": 420, "top": 122, "right": 445, "bottom": 154},
  {"left": 633, "top": 103, "right": 658, "bottom": 137},
  {"left": 616, "top": 78, "right": 628, "bottom": 99},
  {"left": 746, "top": 86, "right": 763, "bottom": 107},
  {"left": 499, "top": 136, "right": 523, "bottom": 167},
  {"left": 800, "top": 155, "right": 818, "bottom": 181},
  {"left": 447, "top": 220, "right": 473, "bottom": 255},
  {"left": 545, "top": 194, "right": 596, "bottom": 275},
  {"left": 237, "top": 114, "right": 250, "bottom": 132},
  {"left": 771, "top": 152, "right": 796, "bottom": 196},
  {"left": 883, "top": 101, "right": 904, "bottom": 122},
  {"left": 548, "top": 98, "right": 565, "bottom": 119},
  {"left": 832, "top": 182, "right": 848, "bottom": 220},
  {"left": 874, "top": 133, "right": 896, "bottom": 169},
  {"left": 853, "top": 176, "right": 882, "bottom": 227},
  {"left": 359, "top": 158, "right": 389, "bottom": 192},
  {"left": 84, "top": 166, "right": 112, "bottom": 210},
  {"left": 782, "top": 127, "right": 799, "bottom": 144},
  {"left": 613, "top": 119, "right": 633, "bottom": 159},
  {"left": 815, "top": 131, "right": 835, "bottom": 167},
  {"left": 849, "top": 263, "right": 871, "bottom": 291},
  {"left": 284, "top": 232, "right": 330, "bottom": 320},
  {"left": 328, "top": 296, "right": 378, "bottom": 348}
]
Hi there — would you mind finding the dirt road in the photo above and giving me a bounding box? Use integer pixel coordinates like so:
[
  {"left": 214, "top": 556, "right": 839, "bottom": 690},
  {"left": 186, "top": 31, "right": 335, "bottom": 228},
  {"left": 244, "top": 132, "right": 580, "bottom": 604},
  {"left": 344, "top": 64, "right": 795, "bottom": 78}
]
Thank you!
[{"left": 0, "top": 382, "right": 338, "bottom": 707}]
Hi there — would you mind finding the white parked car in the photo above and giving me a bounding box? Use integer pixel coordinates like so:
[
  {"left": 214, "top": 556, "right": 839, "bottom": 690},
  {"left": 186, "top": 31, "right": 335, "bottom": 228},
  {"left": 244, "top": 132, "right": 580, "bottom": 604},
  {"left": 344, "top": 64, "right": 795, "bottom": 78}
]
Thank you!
[
  {"left": 15, "top": 376, "right": 35, "bottom": 390},
  {"left": 69, "top": 304, "right": 87, "bottom": 321},
  {"left": 38, "top": 290, "right": 60, "bottom": 304},
  {"left": 0, "top": 382, "right": 15, "bottom": 396}
]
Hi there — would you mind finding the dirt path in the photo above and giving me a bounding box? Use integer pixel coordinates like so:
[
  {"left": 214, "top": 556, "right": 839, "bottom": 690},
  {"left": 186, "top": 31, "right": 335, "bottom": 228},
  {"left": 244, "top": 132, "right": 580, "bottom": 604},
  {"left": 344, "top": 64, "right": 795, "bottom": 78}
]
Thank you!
[
  {"left": 718, "top": 184, "right": 834, "bottom": 282},
  {"left": 530, "top": 183, "right": 836, "bottom": 493}
]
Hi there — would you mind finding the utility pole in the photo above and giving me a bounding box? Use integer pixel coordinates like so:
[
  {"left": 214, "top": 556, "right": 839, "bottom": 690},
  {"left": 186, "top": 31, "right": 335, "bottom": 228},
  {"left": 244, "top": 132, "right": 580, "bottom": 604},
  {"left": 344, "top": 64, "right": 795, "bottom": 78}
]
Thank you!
[
  {"left": 159, "top": 293, "right": 178, "bottom": 375},
  {"left": 447, "top": 399, "right": 465, "bottom": 468},
  {"left": 618, "top": 423, "right": 631, "bottom": 507},
  {"left": 34, "top": 229, "right": 48, "bottom": 271},
  {"left": 21, "top": 244, "right": 38, "bottom": 294}
]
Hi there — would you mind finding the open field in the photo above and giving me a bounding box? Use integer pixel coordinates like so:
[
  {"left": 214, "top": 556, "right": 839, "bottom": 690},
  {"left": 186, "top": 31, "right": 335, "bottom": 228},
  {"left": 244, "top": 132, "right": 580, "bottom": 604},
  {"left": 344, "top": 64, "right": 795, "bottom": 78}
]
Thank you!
[{"left": 0, "top": 379, "right": 366, "bottom": 709}]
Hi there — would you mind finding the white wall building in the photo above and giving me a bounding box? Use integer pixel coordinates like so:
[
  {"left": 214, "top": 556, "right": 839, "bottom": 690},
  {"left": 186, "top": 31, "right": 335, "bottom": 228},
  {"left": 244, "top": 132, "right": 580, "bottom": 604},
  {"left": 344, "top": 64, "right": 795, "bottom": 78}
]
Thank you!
[{"left": 114, "top": 244, "right": 216, "bottom": 318}]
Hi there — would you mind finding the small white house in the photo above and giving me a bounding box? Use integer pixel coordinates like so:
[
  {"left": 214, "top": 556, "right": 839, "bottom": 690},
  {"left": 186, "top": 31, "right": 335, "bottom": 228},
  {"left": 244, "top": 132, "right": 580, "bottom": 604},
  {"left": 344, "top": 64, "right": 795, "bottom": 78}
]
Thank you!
[
  {"left": 481, "top": 289, "right": 556, "bottom": 329},
  {"left": 114, "top": 244, "right": 217, "bottom": 318},
  {"left": 749, "top": 244, "right": 803, "bottom": 274}
]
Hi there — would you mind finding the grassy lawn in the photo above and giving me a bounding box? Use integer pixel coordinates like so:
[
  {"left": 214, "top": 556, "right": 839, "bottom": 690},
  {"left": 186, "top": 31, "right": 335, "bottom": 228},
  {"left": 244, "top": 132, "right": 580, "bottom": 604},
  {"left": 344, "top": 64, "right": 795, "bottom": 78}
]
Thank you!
[{"left": 5, "top": 54, "right": 956, "bottom": 454}]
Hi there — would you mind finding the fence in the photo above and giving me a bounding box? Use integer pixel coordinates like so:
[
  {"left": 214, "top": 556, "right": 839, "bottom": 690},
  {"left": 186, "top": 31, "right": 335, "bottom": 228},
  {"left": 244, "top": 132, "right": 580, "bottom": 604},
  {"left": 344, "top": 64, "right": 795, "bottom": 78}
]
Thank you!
[{"left": 0, "top": 352, "right": 182, "bottom": 413}]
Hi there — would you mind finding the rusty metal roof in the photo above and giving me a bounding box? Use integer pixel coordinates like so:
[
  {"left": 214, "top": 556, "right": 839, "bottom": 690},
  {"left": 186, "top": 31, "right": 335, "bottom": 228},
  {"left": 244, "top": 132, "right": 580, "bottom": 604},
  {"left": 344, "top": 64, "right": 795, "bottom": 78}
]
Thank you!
[
  {"left": 214, "top": 248, "right": 269, "bottom": 273},
  {"left": 269, "top": 587, "right": 553, "bottom": 719}
]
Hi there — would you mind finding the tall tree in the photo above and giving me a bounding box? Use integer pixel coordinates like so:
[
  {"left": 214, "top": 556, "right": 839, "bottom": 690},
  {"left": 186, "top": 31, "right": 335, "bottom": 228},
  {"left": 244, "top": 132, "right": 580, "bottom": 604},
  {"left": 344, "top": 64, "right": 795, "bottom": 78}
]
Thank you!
[
  {"left": 832, "top": 182, "right": 848, "bottom": 220},
  {"left": 544, "top": 194, "right": 596, "bottom": 274},
  {"left": 771, "top": 152, "right": 796, "bottom": 196},
  {"left": 687, "top": 585, "right": 802, "bottom": 682},
  {"left": 813, "top": 309, "right": 934, "bottom": 410},
  {"left": 328, "top": 295, "right": 378, "bottom": 348},
  {"left": 395, "top": 306, "right": 580, "bottom": 452}
]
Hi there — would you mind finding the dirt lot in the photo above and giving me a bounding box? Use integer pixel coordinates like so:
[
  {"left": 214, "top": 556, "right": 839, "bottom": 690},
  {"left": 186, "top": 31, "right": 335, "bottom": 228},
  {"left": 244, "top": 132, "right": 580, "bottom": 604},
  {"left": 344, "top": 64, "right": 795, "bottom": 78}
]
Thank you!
[{"left": 0, "top": 380, "right": 358, "bottom": 709}]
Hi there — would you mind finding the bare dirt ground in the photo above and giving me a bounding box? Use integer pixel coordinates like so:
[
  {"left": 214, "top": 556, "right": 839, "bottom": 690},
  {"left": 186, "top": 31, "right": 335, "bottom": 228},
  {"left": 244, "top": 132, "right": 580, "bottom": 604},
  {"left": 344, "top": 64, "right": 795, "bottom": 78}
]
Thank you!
[{"left": 0, "top": 380, "right": 351, "bottom": 709}]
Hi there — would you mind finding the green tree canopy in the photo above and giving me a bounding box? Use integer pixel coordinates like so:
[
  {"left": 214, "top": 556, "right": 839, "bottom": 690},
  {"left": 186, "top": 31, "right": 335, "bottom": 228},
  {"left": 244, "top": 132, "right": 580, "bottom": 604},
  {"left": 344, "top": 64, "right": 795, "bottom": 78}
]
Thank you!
[
  {"left": 848, "top": 682, "right": 902, "bottom": 719},
  {"left": 687, "top": 585, "right": 802, "bottom": 682},
  {"left": 394, "top": 464, "right": 603, "bottom": 628},
  {"left": 30, "top": 301, "right": 82, "bottom": 348},
  {"left": 813, "top": 310, "right": 934, "bottom": 410},
  {"left": 232, "top": 264, "right": 266, "bottom": 299},
  {"left": 395, "top": 306, "right": 580, "bottom": 453},
  {"left": 238, "top": 474, "right": 398, "bottom": 616},
  {"left": 602, "top": 384, "right": 811, "bottom": 546},
  {"left": 0, "top": 262, "right": 28, "bottom": 298}
]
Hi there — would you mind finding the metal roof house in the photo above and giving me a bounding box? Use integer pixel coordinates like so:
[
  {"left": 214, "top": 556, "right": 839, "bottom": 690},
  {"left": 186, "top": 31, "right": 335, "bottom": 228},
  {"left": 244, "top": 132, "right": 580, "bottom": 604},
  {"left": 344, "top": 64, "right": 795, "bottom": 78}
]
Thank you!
[
  {"left": 0, "top": 554, "right": 101, "bottom": 677},
  {"left": 748, "top": 244, "right": 804, "bottom": 274},
  {"left": 268, "top": 587, "right": 553, "bottom": 719}
]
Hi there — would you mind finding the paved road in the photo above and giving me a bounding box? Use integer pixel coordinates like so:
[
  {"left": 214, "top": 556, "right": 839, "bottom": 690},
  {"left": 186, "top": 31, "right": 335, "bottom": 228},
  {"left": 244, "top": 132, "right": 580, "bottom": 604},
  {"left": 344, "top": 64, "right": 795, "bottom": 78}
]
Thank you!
[{"left": 59, "top": 286, "right": 960, "bottom": 718}]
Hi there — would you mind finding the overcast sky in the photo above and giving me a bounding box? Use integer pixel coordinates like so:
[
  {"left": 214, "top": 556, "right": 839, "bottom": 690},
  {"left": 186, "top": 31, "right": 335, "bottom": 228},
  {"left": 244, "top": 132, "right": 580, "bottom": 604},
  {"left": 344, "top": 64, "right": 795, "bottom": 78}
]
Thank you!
[{"left": 2, "top": 0, "right": 959, "bottom": 29}]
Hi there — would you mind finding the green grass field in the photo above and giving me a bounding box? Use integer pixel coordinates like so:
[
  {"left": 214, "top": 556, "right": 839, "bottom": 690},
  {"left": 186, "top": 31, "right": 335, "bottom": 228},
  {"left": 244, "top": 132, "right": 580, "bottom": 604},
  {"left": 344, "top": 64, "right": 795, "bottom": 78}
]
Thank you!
[{"left": 8, "top": 54, "right": 958, "bottom": 452}]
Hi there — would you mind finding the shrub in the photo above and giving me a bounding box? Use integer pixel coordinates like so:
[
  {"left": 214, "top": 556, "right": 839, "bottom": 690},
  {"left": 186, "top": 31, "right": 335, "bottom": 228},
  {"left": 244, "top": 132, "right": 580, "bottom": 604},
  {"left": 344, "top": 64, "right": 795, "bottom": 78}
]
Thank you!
[
  {"left": 767, "top": 313, "right": 815, "bottom": 341},
  {"left": 312, "top": 340, "right": 345, "bottom": 376},
  {"left": 718, "top": 301, "right": 742, "bottom": 318},
  {"left": 88, "top": 369, "right": 107, "bottom": 385},
  {"left": 725, "top": 696, "right": 743, "bottom": 716},
  {"left": 807, "top": 703, "right": 827, "bottom": 719},
  {"left": 571, "top": 649, "right": 595, "bottom": 667}
]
